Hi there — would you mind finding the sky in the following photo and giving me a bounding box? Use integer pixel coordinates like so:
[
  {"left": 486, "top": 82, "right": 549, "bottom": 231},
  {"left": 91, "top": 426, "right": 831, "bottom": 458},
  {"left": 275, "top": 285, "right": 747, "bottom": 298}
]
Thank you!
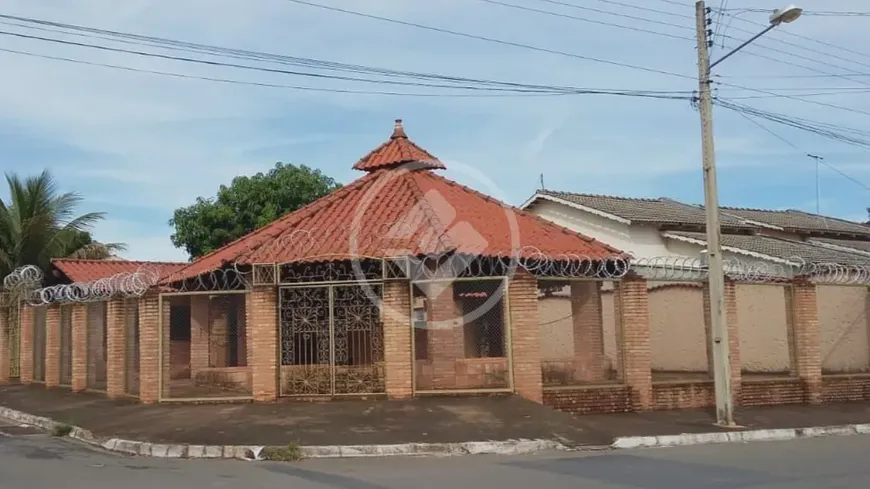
[{"left": 1, "top": 0, "right": 869, "bottom": 262}]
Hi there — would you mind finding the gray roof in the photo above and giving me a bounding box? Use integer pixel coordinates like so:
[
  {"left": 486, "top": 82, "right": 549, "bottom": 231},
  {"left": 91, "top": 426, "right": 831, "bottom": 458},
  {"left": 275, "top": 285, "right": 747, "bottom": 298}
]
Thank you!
[
  {"left": 535, "top": 190, "right": 753, "bottom": 228},
  {"left": 533, "top": 190, "right": 870, "bottom": 237},
  {"left": 665, "top": 231, "right": 869, "bottom": 266},
  {"left": 719, "top": 207, "right": 870, "bottom": 237},
  {"left": 809, "top": 237, "right": 870, "bottom": 255}
]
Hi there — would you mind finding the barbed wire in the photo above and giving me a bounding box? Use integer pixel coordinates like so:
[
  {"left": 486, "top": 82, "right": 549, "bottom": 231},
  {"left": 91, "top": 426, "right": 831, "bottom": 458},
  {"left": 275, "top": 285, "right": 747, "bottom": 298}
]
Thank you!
[
  {"left": 4, "top": 248, "right": 869, "bottom": 306},
  {"left": 25, "top": 266, "right": 162, "bottom": 306},
  {"left": 631, "top": 256, "right": 870, "bottom": 285}
]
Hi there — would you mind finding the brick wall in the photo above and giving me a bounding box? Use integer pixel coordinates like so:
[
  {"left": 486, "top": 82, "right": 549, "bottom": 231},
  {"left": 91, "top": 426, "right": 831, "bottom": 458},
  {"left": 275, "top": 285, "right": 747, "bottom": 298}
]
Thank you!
[
  {"left": 190, "top": 296, "right": 209, "bottom": 373},
  {"left": 792, "top": 281, "right": 822, "bottom": 403},
  {"left": 821, "top": 375, "right": 870, "bottom": 402},
  {"left": 620, "top": 275, "right": 652, "bottom": 410},
  {"left": 543, "top": 385, "right": 633, "bottom": 415},
  {"left": 19, "top": 305, "right": 33, "bottom": 383},
  {"left": 0, "top": 306, "right": 10, "bottom": 382},
  {"left": 571, "top": 281, "right": 607, "bottom": 382},
  {"left": 71, "top": 304, "right": 87, "bottom": 392},
  {"left": 509, "top": 270, "right": 543, "bottom": 403},
  {"left": 246, "top": 288, "right": 277, "bottom": 401},
  {"left": 45, "top": 305, "right": 60, "bottom": 387},
  {"left": 652, "top": 381, "right": 715, "bottom": 410},
  {"left": 138, "top": 294, "right": 159, "bottom": 402},
  {"left": 741, "top": 378, "right": 806, "bottom": 406},
  {"left": 106, "top": 299, "right": 126, "bottom": 398},
  {"left": 383, "top": 280, "right": 412, "bottom": 399}
]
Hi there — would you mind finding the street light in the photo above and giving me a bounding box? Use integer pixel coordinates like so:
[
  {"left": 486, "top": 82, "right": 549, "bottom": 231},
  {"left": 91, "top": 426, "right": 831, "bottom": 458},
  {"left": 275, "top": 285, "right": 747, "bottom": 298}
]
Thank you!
[{"left": 694, "top": 1, "right": 801, "bottom": 427}]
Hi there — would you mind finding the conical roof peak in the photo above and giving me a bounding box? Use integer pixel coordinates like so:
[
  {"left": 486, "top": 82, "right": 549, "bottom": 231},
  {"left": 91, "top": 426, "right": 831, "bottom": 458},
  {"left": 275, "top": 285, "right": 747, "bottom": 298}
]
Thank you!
[{"left": 353, "top": 119, "right": 446, "bottom": 172}]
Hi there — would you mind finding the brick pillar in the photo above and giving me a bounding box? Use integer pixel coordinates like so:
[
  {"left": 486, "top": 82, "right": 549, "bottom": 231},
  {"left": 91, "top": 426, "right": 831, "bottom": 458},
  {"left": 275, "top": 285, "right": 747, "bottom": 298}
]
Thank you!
[
  {"left": 247, "top": 288, "right": 277, "bottom": 401},
  {"left": 138, "top": 294, "right": 160, "bottom": 403},
  {"left": 71, "top": 304, "right": 87, "bottom": 392},
  {"left": 703, "top": 280, "right": 742, "bottom": 404},
  {"left": 0, "top": 306, "right": 10, "bottom": 383},
  {"left": 791, "top": 280, "right": 822, "bottom": 403},
  {"left": 19, "top": 305, "right": 33, "bottom": 383},
  {"left": 571, "top": 281, "right": 606, "bottom": 382},
  {"left": 189, "top": 296, "right": 210, "bottom": 374},
  {"left": 620, "top": 275, "right": 652, "bottom": 410},
  {"left": 425, "top": 283, "right": 463, "bottom": 389},
  {"left": 509, "top": 270, "right": 543, "bottom": 403},
  {"left": 161, "top": 297, "right": 171, "bottom": 399},
  {"left": 106, "top": 299, "right": 127, "bottom": 398},
  {"left": 45, "top": 305, "right": 61, "bottom": 387},
  {"left": 383, "top": 280, "right": 413, "bottom": 399}
]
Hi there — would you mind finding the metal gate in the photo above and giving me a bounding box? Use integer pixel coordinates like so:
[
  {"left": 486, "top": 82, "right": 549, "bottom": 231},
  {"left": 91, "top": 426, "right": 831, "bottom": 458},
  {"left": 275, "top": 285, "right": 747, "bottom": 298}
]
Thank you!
[{"left": 279, "top": 283, "right": 385, "bottom": 396}]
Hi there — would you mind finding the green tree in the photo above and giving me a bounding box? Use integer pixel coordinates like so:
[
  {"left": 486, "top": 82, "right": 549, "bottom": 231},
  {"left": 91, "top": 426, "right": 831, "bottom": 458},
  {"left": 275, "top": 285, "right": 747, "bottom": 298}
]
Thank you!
[
  {"left": 169, "top": 162, "right": 341, "bottom": 259},
  {"left": 0, "top": 170, "right": 126, "bottom": 279}
]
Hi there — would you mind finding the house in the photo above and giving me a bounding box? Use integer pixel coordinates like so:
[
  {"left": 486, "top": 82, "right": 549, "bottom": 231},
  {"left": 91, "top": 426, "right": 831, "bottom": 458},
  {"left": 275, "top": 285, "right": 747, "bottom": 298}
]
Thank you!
[{"left": 523, "top": 190, "right": 870, "bottom": 392}]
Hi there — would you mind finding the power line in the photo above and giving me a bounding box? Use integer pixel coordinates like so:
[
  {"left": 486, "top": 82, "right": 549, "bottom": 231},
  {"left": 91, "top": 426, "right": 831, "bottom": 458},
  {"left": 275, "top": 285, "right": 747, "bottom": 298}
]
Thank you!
[
  {"left": 716, "top": 10, "right": 870, "bottom": 64},
  {"left": 729, "top": 106, "right": 870, "bottom": 192},
  {"left": 715, "top": 80, "right": 870, "bottom": 118},
  {"left": 478, "top": 0, "right": 694, "bottom": 42},
  {"left": 532, "top": 0, "right": 695, "bottom": 29},
  {"left": 584, "top": 0, "right": 695, "bottom": 20},
  {"left": 282, "top": 0, "right": 696, "bottom": 80},
  {"left": 0, "top": 47, "right": 572, "bottom": 98}
]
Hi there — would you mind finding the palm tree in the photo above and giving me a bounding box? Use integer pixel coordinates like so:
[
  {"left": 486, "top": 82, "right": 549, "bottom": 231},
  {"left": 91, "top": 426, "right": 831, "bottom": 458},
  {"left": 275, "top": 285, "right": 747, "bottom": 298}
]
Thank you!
[{"left": 0, "top": 170, "right": 126, "bottom": 280}]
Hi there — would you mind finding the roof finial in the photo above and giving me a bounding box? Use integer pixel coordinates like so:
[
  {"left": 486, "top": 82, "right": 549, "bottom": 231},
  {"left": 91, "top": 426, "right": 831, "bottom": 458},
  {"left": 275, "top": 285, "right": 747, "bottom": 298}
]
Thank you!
[{"left": 391, "top": 119, "right": 407, "bottom": 139}]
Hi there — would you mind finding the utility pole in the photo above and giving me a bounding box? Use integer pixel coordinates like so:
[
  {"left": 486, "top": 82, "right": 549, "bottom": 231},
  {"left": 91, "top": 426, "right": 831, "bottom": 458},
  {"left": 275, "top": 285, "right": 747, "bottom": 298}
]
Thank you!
[
  {"left": 807, "top": 153, "right": 824, "bottom": 214},
  {"left": 695, "top": 0, "right": 734, "bottom": 427}
]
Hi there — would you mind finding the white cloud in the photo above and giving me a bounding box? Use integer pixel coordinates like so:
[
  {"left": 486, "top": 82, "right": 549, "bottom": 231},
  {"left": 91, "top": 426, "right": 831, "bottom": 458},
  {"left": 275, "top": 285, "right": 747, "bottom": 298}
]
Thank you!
[{"left": 1, "top": 0, "right": 869, "bottom": 258}]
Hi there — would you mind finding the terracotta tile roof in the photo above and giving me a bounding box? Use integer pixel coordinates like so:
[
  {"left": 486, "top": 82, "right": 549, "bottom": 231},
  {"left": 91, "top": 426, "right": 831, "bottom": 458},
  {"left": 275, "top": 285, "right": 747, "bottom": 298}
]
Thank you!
[
  {"left": 52, "top": 259, "right": 188, "bottom": 283},
  {"left": 169, "top": 124, "right": 623, "bottom": 283},
  {"left": 352, "top": 120, "right": 445, "bottom": 172},
  {"left": 532, "top": 190, "right": 754, "bottom": 229}
]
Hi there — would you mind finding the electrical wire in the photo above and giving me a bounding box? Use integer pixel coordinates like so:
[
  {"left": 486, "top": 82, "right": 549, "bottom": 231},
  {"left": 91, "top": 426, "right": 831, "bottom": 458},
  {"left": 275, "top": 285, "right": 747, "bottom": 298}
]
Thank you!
[
  {"left": 0, "top": 47, "right": 573, "bottom": 97},
  {"left": 728, "top": 106, "right": 870, "bottom": 192},
  {"left": 531, "top": 0, "right": 695, "bottom": 30},
  {"left": 715, "top": 80, "right": 870, "bottom": 118},
  {"left": 282, "top": 0, "right": 696, "bottom": 80},
  {"left": 715, "top": 98, "right": 870, "bottom": 149},
  {"left": 479, "top": 0, "right": 694, "bottom": 42},
  {"left": 584, "top": 0, "right": 695, "bottom": 20}
]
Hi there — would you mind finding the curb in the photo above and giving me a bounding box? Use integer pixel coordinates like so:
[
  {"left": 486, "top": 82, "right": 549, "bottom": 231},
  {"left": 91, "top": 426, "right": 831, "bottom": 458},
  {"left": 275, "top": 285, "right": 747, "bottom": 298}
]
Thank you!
[
  {"left": 612, "top": 423, "right": 870, "bottom": 450},
  {"left": 0, "top": 406, "right": 568, "bottom": 460}
]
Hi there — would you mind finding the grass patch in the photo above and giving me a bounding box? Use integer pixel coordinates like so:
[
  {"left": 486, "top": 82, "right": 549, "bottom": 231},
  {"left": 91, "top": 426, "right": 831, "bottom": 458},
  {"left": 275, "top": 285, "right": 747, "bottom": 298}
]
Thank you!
[
  {"left": 51, "top": 423, "right": 73, "bottom": 437},
  {"left": 260, "top": 442, "right": 303, "bottom": 462}
]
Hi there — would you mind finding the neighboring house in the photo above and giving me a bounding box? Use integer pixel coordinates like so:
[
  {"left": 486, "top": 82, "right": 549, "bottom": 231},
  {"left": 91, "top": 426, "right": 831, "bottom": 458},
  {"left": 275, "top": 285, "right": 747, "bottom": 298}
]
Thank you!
[{"left": 523, "top": 190, "right": 870, "bottom": 377}]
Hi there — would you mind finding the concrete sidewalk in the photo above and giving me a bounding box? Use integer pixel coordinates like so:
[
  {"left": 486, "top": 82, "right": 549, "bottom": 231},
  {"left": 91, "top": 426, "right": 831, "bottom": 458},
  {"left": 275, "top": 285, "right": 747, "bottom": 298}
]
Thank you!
[{"left": 2, "top": 384, "right": 870, "bottom": 457}]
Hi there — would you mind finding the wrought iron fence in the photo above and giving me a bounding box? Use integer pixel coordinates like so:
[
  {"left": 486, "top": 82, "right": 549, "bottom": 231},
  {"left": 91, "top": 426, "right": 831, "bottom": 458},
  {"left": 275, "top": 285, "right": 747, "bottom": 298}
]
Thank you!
[
  {"left": 538, "top": 279, "right": 623, "bottom": 388},
  {"left": 159, "top": 292, "right": 252, "bottom": 401},
  {"left": 59, "top": 305, "right": 73, "bottom": 386},
  {"left": 124, "top": 298, "right": 140, "bottom": 397},
  {"left": 32, "top": 306, "right": 46, "bottom": 383},
  {"left": 279, "top": 283, "right": 385, "bottom": 397},
  {"left": 86, "top": 301, "right": 107, "bottom": 391},
  {"left": 411, "top": 277, "right": 511, "bottom": 393}
]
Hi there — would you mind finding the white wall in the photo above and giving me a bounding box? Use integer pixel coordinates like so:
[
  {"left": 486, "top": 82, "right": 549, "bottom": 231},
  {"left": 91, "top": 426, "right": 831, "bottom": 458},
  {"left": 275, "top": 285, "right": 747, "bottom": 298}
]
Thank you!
[{"left": 531, "top": 200, "right": 673, "bottom": 258}]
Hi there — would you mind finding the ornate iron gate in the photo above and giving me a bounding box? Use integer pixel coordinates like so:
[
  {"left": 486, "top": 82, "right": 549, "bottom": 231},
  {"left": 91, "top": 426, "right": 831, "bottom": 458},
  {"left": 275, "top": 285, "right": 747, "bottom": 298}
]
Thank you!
[{"left": 279, "top": 284, "right": 385, "bottom": 396}]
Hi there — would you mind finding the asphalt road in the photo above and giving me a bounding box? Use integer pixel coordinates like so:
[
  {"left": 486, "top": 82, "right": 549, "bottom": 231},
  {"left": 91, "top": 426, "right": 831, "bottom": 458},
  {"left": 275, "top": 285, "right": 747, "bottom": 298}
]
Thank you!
[{"left": 2, "top": 418, "right": 869, "bottom": 489}]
